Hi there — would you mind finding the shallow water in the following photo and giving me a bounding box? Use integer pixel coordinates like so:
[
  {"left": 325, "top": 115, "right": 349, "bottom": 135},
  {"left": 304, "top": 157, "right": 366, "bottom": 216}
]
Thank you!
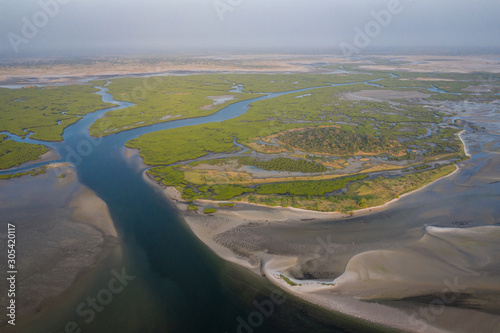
[
  {"left": 1, "top": 78, "right": 498, "bottom": 333},
  {"left": 1, "top": 82, "right": 395, "bottom": 333}
]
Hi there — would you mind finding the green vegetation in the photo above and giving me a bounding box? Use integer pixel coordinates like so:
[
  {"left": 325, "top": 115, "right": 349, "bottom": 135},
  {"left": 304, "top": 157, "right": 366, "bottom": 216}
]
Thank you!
[
  {"left": 373, "top": 72, "right": 499, "bottom": 102},
  {"left": 127, "top": 83, "right": 445, "bottom": 166},
  {"left": 89, "top": 75, "right": 261, "bottom": 137},
  {"left": 236, "top": 165, "right": 457, "bottom": 212},
  {"left": 0, "top": 166, "right": 47, "bottom": 179},
  {"left": 149, "top": 166, "right": 186, "bottom": 186},
  {"left": 0, "top": 84, "right": 112, "bottom": 167},
  {"left": 375, "top": 76, "right": 481, "bottom": 93},
  {"left": 187, "top": 204, "right": 198, "bottom": 211},
  {"left": 345, "top": 164, "right": 457, "bottom": 209},
  {"left": 91, "top": 73, "right": 392, "bottom": 137},
  {"left": 219, "top": 202, "right": 234, "bottom": 207},
  {"left": 255, "top": 175, "right": 367, "bottom": 196},
  {"left": 58, "top": 173, "right": 66, "bottom": 178},
  {"left": 238, "top": 157, "right": 327, "bottom": 173},
  {"left": 176, "top": 174, "right": 367, "bottom": 204},
  {"left": 196, "top": 184, "right": 255, "bottom": 201},
  {"left": 280, "top": 274, "right": 300, "bottom": 286},
  {"left": 0, "top": 134, "right": 49, "bottom": 170},
  {"left": 0, "top": 85, "right": 113, "bottom": 141},
  {"left": 117, "top": 73, "right": 475, "bottom": 212},
  {"left": 279, "top": 127, "right": 400, "bottom": 156},
  {"left": 203, "top": 208, "right": 217, "bottom": 214},
  {"left": 220, "top": 73, "right": 390, "bottom": 93}
]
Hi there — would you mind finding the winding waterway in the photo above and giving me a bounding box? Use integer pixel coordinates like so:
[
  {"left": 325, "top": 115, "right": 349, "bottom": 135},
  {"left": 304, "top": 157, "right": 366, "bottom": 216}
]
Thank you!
[
  {"left": 2, "top": 81, "right": 399, "bottom": 333},
  {"left": 2, "top": 78, "right": 499, "bottom": 333}
]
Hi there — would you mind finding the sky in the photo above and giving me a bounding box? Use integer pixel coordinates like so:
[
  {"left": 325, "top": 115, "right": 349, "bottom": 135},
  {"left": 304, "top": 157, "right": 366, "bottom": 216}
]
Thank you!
[{"left": 0, "top": 0, "right": 499, "bottom": 58}]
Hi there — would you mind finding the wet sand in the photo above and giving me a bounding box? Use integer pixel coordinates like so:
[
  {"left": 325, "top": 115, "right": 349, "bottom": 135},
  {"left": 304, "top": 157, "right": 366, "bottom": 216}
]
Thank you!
[
  {"left": 146, "top": 95, "right": 500, "bottom": 332},
  {"left": 0, "top": 164, "right": 118, "bottom": 327}
]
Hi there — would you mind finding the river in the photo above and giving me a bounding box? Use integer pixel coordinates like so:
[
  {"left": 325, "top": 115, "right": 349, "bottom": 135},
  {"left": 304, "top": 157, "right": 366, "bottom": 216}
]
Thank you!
[
  {"left": 2, "top": 81, "right": 397, "bottom": 333},
  {"left": 2, "top": 78, "right": 499, "bottom": 333}
]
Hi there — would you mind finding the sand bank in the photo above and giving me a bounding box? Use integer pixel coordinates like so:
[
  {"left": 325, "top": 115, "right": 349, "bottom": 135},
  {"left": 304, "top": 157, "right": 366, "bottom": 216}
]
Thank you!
[
  {"left": 267, "top": 225, "right": 500, "bottom": 333},
  {"left": 0, "top": 163, "right": 118, "bottom": 327}
]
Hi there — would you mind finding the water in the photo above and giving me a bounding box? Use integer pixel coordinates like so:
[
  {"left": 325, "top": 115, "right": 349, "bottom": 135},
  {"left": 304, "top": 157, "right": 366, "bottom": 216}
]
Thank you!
[
  {"left": 3, "top": 78, "right": 498, "bottom": 333},
  {"left": 2, "top": 83, "right": 392, "bottom": 333}
]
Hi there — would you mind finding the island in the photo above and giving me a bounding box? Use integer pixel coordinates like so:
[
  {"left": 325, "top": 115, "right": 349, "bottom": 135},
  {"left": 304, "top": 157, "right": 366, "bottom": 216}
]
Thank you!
[{"left": 1, "top": 55, "right": 499, "bottom": 333}]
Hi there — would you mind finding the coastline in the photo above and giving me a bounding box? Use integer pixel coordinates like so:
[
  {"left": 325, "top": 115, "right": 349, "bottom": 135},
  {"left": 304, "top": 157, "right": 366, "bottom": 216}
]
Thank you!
[
  {"left": 0, "top": 147, "right": 60, "bottom": 172},
  {"left": 1, "top": 56, "right": 498, "bottom": 333},
  {"left": 142, "top": 157, "right": 464, "bottom": 332},
  {"left": 0, "top": 163, "right": 119, "bottom": 327},
  {"left": 458, "top": 130, "right": 472, "bottom": 157}
]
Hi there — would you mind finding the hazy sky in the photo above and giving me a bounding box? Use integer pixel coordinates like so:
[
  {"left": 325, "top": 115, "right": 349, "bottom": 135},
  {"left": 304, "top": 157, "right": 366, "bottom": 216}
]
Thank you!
[{"left": 1, "top": 0, "right": 499, "bottom": 58}]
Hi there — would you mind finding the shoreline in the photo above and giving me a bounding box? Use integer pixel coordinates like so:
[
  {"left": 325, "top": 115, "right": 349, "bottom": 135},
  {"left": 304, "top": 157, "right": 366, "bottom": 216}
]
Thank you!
[
  {"left": 142, "top": 157, "right": 464, "bottom": 332},
  {"left": 0, "top": 147, "right": 60, "bottom": 172},
  {"left": 135, "top": 105, "right": 474, "bottom": 332},
  {"left": 0, "top": 163, "right": 119, "bottom": 327},
  {"left": 458, "top": 130, "right": 472, "bottom": 157}
]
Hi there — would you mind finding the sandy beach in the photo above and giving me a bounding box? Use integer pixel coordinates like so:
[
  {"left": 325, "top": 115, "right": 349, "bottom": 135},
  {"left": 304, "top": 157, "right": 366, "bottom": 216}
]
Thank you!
[
  {"left": 0, "top": 163, "right": 119, "bottom": 327},
  {"left": 143, "top": 108, "right": 500, "bottom": 333}
]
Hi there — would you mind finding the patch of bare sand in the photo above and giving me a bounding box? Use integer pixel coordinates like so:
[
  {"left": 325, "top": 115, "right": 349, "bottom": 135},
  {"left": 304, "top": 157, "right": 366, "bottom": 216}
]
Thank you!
[
  {"left": 70, "top": 188, "right": 117, "bottom": 237},
  {"left": 261, "top": 226, "right": 500, "bottom": 333},
  {"left": 358, "top": 55, "right": 500, "bottom": 73},
  {"left": 0, "top": 148, "right": 60, "bottom": 171},
  {"left": 0, "top": 164, "right": 118, "bottom": 325}
]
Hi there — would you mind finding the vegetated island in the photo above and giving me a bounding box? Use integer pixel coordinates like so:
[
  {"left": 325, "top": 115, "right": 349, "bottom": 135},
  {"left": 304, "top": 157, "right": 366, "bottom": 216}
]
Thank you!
[
  {"left": 120, "top": 72, "right": 475, "bottom": 213},
  {"left": 120, "top": 68, "right": 498, "bottom": 332},
  {"left": 0, "top": 85, "right": 115, "bottom": 169}
]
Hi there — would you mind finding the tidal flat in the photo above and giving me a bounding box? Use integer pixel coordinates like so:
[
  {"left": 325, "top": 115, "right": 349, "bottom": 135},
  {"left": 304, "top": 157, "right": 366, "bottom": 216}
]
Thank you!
[
  {"left": 154, "top": 76, "right": 500, "bottom": 332},
  {"left": 0, "top": 164, "right": 118, "bottom": 329}
]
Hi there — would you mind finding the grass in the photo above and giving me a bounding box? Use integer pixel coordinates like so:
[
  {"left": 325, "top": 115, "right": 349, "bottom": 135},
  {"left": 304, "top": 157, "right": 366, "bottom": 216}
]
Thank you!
[
  {"left": 234, "top": 165, "right": 457, "bottom": 212},
  {"left": 0, "top": 84, "right": 112, "bottom": 167},
  {"left": 0, "top": 85, "right": 113, "bottom": 141},
  {"left": 178, "top": 174, "right": 366, "bottom": 203},
  {"left": 89, "top": 75, "right": 262, "bottom": 137},
  {"left": 280, "top": 274, "right": 301, "bottom": 286},
  {"left": 128, "top": 83, "right": 446, "bottom": 166},
  {"left": 237, "top": 156, "right": 327, "bottom": 173},
  {"left": 254, "top": 175, "right": 367, "bottom": 196},
  {"left": 0, "top": 166, "right": 47, "bottom": 179},
  {"left": 117, "top": 73, "right": 477, "bottom": 211},
  {"left": 91, "top": 72, "right": 393, "bottom": 137},
  {"left": 0, "top": 134, "right": 49, "bottom": 170},
  {"left": 344, "top": 164, "right": 457, "bottom": 208},
  {"left": 203, "top": 208, "right": 217, "bottom": 214}
]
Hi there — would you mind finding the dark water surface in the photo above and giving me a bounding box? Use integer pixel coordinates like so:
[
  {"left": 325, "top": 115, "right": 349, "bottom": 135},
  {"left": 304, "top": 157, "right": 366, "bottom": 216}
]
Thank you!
[
  {"left": 2, "top": 83, "right": 396, "bottom": 333},
  {"left": 2, "top": 80, "right": 498, "bottom": 333}
]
